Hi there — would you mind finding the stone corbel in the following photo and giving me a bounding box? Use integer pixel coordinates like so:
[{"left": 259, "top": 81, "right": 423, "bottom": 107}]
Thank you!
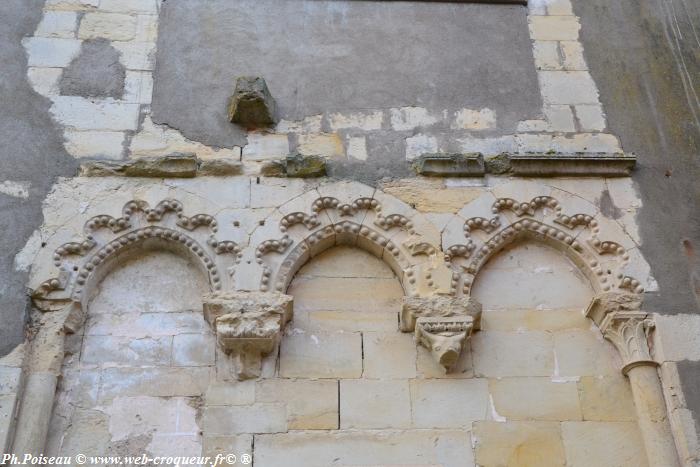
[
  {"left": 202, "top": 292, "right": 293, "bottom": 380},
  {"left": 401, "top": 296, "right": 482, "bottom": 372}
]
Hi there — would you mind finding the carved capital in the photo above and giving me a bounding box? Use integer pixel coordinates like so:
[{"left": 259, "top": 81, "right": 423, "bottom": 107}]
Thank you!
[
  {"left": 202, "top": 292, "right": 293, "bottom": 380},
  {"left": 401, "top": 296, "right": 481, "bottom": 372},
  {"left": 601, "top": 311, "right": 658, "bottom": 374},
  {"left": 415, "top": 316, "right": 474, "bottom": 371},
  {"left": 585, "top": 292, "right": 644, "bottom": 327}
]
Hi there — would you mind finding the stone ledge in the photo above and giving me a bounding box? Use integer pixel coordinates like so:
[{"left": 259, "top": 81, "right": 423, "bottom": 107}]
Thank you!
[
  {"left": 79, "top": 153, "right": 243, "bottom": 178},
  {"left": 508, "top": 153, "right": 636, "bottom": 177},
  {"left": 411, "top": 153, "right": 485, "bottom": 177}
]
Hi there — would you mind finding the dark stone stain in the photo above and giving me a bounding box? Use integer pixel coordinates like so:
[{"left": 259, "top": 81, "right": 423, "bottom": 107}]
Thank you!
[
  {"left": 597, "top": 189, "right": 623, "bottom": 220},
  {"left": 59, "top": 38, "right": 126, "bottom": 99}
]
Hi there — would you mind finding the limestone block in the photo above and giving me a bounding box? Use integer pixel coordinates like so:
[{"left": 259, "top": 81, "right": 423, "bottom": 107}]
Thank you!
[
  {"left": 280, "top": 331, "right": 362, "bottom": 378},
  {"left": 561, "top": 40, "right": 588, "bottom": 70},
  {"left": 99, "top": 0, "right": 159, "bottom": 13},
  {"left": 250, "top": 177, "right": 315, "bottom": 209},
  {"left": 553, "top": 329, "right": 619, "bottom": 376},
  {"left": 297, "top": 133, "right": 345, "bottom": 160},
  {"left": 79, "top": 13, "right": 137, "bottom": 41},
  {"left": 340, "top": 380, "right": 411, "bottom": 429},
  {"left": 379, "top": 178, "right": 482, "bottom": 214},
  {"left": 112, "top": 41, "right": 155, "bottom": 70},
  {"left": 533, "top": 41, "right": 562, "bottom": 70},
  {"left": 544, "top": 104, "right": 576, "bottom": 132},
  {"left": 45, "top": 0, "right": 99, "bottom": 10},
  {"left": 529, "top": 16, "right": 580, "bottom": 41},
  {"left": 205, "top": 380, "right": 256, "bottom": 406},
  {"left": 243, "top": 132, "right": 289, "bottom": 161},
  {"left": 289, "top": 276, "right": 402, "bottom": 313},
  {"left": 98, "top": 367, "right": 212, "bottom": 402},
  {"left": 472, "top": 331, "right": 554, "bottom": 377},
  {"left": 228, "top": 77, "right": 277, "bottom": 127},
  {"left": 347, "top": 136, "right": 368, "bottom": 161},
  {"left": 561, "top": 421, "right": 649, "bottom": 467},
  {"left": 294, "top": 310, "right": 398, "bottom": 333},
  {"left": 489, "top": 377, "right": 582, "bottom": 421},
  {"left": 452, "top": 108, "right": 497, "bottom": 130},
  {"left": 64, "top": 130, "right": 125, "bottom": 159},
  {"left": 653, "top": 314, "right": 700, "bottom": 362},
  {"left": 480, "top": 309, "right": 590, "bottom": 332},
  {"left": 551, "top": 133, "right": 621, "bottom": 153},
  {"left": 58, "top": 409, "right": 111, "bottom": 456},
  {"left": 50, "top": 96, "right": 140, "bottom": 131},
  {"left": 36, "top": 11, "right": 78, "bottom": 38},
  {"left": 539, "top": 71, "right": 600, "bottom": 105},
  {"left": 81, "top": 335, "right": 171, "bottom": 366},
  {"left": 202, "top": 435, "right": 253, "bottom": 463},
  {"left": 27, "top": 67, "right": 63, "bottom": 96},
  {"left": 202, "top": 403, "right": 287, "bottom": 435},
  {"left": 410, "top": 379, "right": 489, "bottom": 428},
  {"left": 256, "top": 379, "right": 338, "bottom": 429},
  {"left": 124, "top": 70, "right": 153, "bottom": 104},
  {"left": 547, "top": 0, "right": 575, "bottom": 15},
  {"left": 473, "top": 421, "right": 566, "bottom": 467},
  {"left": 329, "top": 110, "right": 383, "bottom": 131},
  {"left": 254, "top": 430, "right": 474, "bottom": 467},
  {"left": 172, "top": 333, "right": 216, "bottom": 366},
  {"left": 390, "top": 106, "right": 440, "bottom": 131},
  {"left": 275, "top": 115, "right": 323, "bottom": 134},
  {"left": 86, "top": 311, "right": 208, "bottom": 338},
  {"left": 457, "top": 135, "right": 518, "bottom": 155},
  {"left": 363, "top": 332, "right": 416, "bottom": 379},
  {"left": 578, "top": 375, "right": 637, "bottom": 421},
  {"left": 405, "top": 134, "right": 438, "bottom": 161},
  {"left": 22, "top": 37, "right": 82, "bottom": 67}
]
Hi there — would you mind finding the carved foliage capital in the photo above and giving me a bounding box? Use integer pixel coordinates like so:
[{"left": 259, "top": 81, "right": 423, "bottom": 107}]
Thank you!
[
  {"left": 601, "top": 311, "right": 657, "bottom": 374},
  {"left": 202, "top": 292, "right": 293, "bottom": 380},
  {"left": 585, "top": 292, "right": 644, "bottom": 328}
]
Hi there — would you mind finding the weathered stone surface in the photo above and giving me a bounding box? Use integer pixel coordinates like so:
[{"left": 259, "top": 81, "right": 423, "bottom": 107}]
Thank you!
[
  {"left": 99, "top": 367, "right": 211, "bottom": 402},
  {"left": 341, "top": 379, "right": 411, "bottom": 429},
  {"left": 256, "top": 379, "right": 338, "bottom": 430},
  {"left": 254, "top": 430, "right": 474, "bottom": 467},
  {"left": 578, "top": 375, "right": 637, "bottom": 421},
  {"left": 228, "top": 76, "right": 277, "bottom": 127},
  {"left": 479, "top": 309, "right": 590, "bottom": 332},
  {"left": 172, "top": 333, "right": 215, "bottom": 366},
  {"left": 473, "top": 421, "right": 567, "bottom": 467},
  {"left": 509, "top": 153, "right": 636, "bottom": 177},
  {"left": 562, "top": 421, "right": 649, "bottom": 467},
  {"left": 363, "top": 332, "right": 416, "bottom": 379},
  {"left": 297, "top": 133, "right": 345, "bottom": 160},
  {"left": 78, "top": 12, "right": 137, "bottom": 41},
  {"left": 489, "top": 377, "right": 582, "bottom": 421},
  {"left": 379, "top": 178, "right": 482, "bottom": 214},
  {"left": 410, "top": 379, "right": 489, "bottom": 428},
  {"left": 472, "top": 331, "right": 554, "bottom": 377},
  {"left": 205, "top": 380, "right": 256, "bottom": 406},
  {"left": 203, "top": 403, "right": 287, "bottom": 435},
  {"left": 263, "top": 153, "right": 327, "bottom": 178},
  {"left": 79, "top": 154, "right": 199, "bottom": 177},
  {"left": 279, "top": 331, "right": 362, "bottom": 378},
  {"left": 411, "top": 153, "right": 485, "bottom": 177},
  {"left": 202, "top": 435, "right": 253, "bottom": 462},
  {"left": 553, "top": 329, "right": 619, "bottom": 376}
]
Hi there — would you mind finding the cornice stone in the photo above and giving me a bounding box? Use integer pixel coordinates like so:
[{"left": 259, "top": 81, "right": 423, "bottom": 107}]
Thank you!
[{"left": 202, "top": 291, "right": 293, "bottom": 380}]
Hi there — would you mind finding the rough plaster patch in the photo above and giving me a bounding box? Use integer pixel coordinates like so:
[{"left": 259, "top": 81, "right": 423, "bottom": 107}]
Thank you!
[{"left": 0, "top": 180, "right": 30, "bottom": 199}]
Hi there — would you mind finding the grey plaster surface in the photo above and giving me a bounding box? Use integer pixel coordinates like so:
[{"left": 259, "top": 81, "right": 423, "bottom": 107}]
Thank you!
[
  {"left": 152, "top": 0, "right": 540, "bottom": 149},
  {"left": 59, "top": 39, "right": 126, "bottom": 99},
  {"left": 575, "top": 0, "right": 700, "bottom": 438},
  {"left": 0, "top": 0, "right": 79, "bottom": 356}
]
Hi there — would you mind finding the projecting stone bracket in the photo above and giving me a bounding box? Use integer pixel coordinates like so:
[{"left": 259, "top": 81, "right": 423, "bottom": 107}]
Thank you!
[
  {"left": 203, "top": 291, "right": 293, "bottom": 380},
  {"left": 401, "top": 296, "right": 482, "bottom": 372}
]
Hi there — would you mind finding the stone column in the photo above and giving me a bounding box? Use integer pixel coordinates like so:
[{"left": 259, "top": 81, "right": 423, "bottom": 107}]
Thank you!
[
  {"left": 13, "top": 303, "right": 82, "bottom": 455},
  {"left": 587, "top": 294, "right": 681, "bottom": 467}
]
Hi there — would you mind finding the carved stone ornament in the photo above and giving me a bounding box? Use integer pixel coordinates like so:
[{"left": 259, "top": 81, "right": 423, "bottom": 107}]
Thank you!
[
  {"left": 585, "top": 292, "right": 657, "bottom": 374},
  {"left": 401, "top": 296, "right": 482, "bottom": 372},
  {"left": 202, "top": 292, "right": 293, "bottom": 380}
]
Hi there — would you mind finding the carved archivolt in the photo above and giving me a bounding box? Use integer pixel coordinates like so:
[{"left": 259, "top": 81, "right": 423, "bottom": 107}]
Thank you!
[
  {"left": 28, "top": 182, "right": 648, "bottom": 374},
  {"left": 32, "top": 199, "right": 241, "bottom": 311}
]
